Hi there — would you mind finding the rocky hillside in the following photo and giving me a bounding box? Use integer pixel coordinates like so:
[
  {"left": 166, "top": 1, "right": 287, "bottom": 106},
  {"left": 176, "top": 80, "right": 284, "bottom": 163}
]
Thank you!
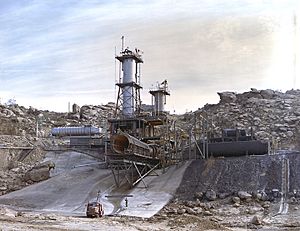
[
  {"left": 0, "top": 102, "right": 115, "bottom": 137},
  {"left": 2, "top": 88, "right": 300, "bottom": 151},
  {"left": 0, "top": 102, "right": 115, "bottom": 196},
  {"left": 180, "top": 89, "right": 300, "bottom": 150}
]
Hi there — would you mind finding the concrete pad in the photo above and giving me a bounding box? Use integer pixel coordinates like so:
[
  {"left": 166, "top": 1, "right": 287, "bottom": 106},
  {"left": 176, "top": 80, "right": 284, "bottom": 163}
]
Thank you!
[
  {"left": 0, "top": 151, "right": 191, "bottom": 218},
  {"left": 0, "top": 151, "right": 116, "bottom": 216},
  {"left": 117, "top": 161, "right": 191, "bottom": 218}
]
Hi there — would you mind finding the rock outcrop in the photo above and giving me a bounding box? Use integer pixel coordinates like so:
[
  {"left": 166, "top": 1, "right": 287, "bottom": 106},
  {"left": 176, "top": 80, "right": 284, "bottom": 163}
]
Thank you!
[
  {"left": 0, "top": 103, "right": 115, "bottom": 137},
  {"left": 182, "top": 89, "right": 300, "bottom": 149},
  {"left": 0, "top": 102, "right": 115, "bottom": 195}
]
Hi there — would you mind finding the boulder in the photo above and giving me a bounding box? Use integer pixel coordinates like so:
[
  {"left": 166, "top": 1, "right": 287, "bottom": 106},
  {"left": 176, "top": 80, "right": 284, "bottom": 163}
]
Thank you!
[
  {"left": 260, "top": 89, "right": 275, "bottom": 99},
  {"left": 254, "top": 192, "right": 262, "bottom": 200},
  {"left": 23, "top": 161, "right": 54, "bottom": 183},
  {"left": 255, "top": 131, "right": 269, "bottom": 140},
  {"left": 203, "top": 210, "right": 213, "bottom": 216},
  {"left": 34, "top": 161, "right": 55, "bottom": 171},
  {"left": 24, "top": 168, "right": 50, "bottom": 182},
  {"left": 205, "top": 189, "right": 217, "bottom": 201},
  {"left": 194, "top": 207, "right": 203, "bottom": 214},
  {"left": 217, "top": 92, "right": 237, "bottom": 103},
  {"left": 260, "top": 192, "right": 269, "bottom": 201},
  {"left": 185, "top": 201, "right": 194, "bottom": 208},
  {"left": 271, "top": 189, "right": 280, "bottom": 198},
  {"left": 262, "top": 201, "right": 270, "bottom": 209},
  {"left": 194, "top": 192, "right": 203, "bottom": 199},
  {"left": 294, "top": 109, "right": 300, "bottom": 116},
  {"left": 0, "top": 186, "right": 7, "bottom": 191},
  {"left": 295, "top": 190, "right": 300, "bottom": 198},
  {"left": 239, "top": 91, "right": 263, "bottom": 101},
  {"left": 67, "top": 113, "right": 80, "bottom": 120},
  {"left": 232, "top": 196, "right": 241, "bottom": 204},
  {"left": 177, "top": 208, "right": 186, "bottom": 214},
  {"left": 250, "top": 88, "right": 259, "bottom": 93},
  {"left": 233, "top": 203, "right": 240, "bottom": 207},
  {"left": 186, "top": 207, "right": 196, "bottom": 215},
  {"left": 238, "top": 191, "right": 252, "bottom": 200},
  {"left": 219, "top": 192, "right": 229, "bottom": 199},
  {"left": 0, "top": 206, "right": 17, "bottom": 217},
  {"left": 286, "top": 131, "right": 293, "bottom": 137},
  {"left": 251, "top": 215, "right": 262, "bottom": 225}
]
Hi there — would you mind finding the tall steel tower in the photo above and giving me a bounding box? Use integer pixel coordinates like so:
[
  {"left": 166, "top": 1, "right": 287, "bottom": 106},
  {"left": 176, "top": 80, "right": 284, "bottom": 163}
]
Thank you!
[{"left": 115, "top": 47, "right": 143, "bottom": 118}]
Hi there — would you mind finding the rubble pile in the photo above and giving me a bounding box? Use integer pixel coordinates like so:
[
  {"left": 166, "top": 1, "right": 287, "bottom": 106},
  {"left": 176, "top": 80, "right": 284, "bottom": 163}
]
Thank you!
[
  {"left": 159, "top": 185, "right": 300, "bottom": 230},
  {"left": 181, "top": 88, "right": 300, "bottom": 149},
  {"left": 158, "top": 196, "right": 267, "bottom": 230}
]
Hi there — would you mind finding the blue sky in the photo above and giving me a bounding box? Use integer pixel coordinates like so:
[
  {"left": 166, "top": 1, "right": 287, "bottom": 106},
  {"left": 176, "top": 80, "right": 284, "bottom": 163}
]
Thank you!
[{"left": 0, "top": 0, "right": 299, "bottom": 113}]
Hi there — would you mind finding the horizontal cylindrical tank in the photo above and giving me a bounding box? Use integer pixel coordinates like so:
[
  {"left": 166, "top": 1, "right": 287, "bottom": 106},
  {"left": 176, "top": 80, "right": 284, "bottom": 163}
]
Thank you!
[
  {"left": 51, "top": 126, "right": 101, "bottom": 137},
  {"left": 111, "top": 132, "right": 158, "bottom": 159},
  {"left": 198, "top": 140, "right": 268, "bottom": 157}
]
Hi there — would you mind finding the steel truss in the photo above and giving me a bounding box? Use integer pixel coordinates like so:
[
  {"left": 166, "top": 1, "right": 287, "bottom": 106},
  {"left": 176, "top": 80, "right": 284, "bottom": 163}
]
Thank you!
[
  {"left": 108, "top": 158, "right": 159, "bottom": 188},
  {"left": 115, "top": 82, "right": 142, "bottom": 118}
]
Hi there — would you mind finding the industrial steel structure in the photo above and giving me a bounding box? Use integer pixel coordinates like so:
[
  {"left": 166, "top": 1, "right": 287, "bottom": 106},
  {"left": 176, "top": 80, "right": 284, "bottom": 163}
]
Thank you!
[
  {"left": 107, "top": 39, "right": 269, "bottom": 189},
  {"left": 150, "top": 80, "right": 170, "bottom": 116},
  {"left": 107, "top": 41, "right": 179, "bottom": 188},
  {"left": 114, "top": 47, "right": 143, "bottom": 118},
  {"left": 189, "top": 112, "right": 270, "bottom": 159}
]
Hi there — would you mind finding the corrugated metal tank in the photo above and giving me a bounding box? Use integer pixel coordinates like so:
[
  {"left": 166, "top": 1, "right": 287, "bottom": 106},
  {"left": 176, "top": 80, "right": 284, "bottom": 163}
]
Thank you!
[{"left": 51, "top": 126, "right": 101, "bottom": 137}]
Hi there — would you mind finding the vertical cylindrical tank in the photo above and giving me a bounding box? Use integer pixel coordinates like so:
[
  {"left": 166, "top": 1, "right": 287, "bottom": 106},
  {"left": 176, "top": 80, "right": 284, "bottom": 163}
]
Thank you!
[
  {"left": 149, "top": 80, "right": 170, "bottom": 114},
  {"left": 116, "top": 47, "right": 143, "bottom": 118},
  {"left": 154, "top": 92, "right": 165, "bottom": 112},
  {"left": 123, "top": 58, "right": 135, "bottom": 83},
  {"left": 122, "top": 58, "right": 135, "bottom": 116}
]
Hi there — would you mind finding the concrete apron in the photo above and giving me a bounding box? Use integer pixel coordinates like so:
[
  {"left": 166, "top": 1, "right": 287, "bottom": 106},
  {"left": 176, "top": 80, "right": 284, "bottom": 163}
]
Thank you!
[
  {"left": 117, "top": 161, "right": 191, "bottom": 218},
  {"left": 0, "top": 151, "right": 191, "bottom": 218}
]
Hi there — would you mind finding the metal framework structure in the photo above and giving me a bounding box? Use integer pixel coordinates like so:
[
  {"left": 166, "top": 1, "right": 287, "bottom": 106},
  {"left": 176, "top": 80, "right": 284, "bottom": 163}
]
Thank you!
[
  {"left": 107, "top": 115, "right": 185, "bottom": 188},
  {"left": 191, "top": 111, "right": 270, "bottom": 158},
  {"left": 107, "top": 42, "right": 182, "bottom": 188},
  {"left": 115, "top": 82, "right": 142, "bottom": 118},
  {"left": 114, "top": 48, "right": 143, "bottom": 118},
  {"left": 149, "top": 80, "right": 170, "bottom": 116},
  {"left": 108, "top": 159, "right": 159, "bottom": 188}
]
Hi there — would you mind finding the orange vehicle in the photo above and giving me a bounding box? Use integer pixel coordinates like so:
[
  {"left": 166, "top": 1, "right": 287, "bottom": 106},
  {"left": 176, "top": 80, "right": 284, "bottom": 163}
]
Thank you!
[
  {"left": 86, "top": 191, "right": 104, "bottom": 218},
  {"left": 86, "top": 201, "right": 104, "bottom": 218}
]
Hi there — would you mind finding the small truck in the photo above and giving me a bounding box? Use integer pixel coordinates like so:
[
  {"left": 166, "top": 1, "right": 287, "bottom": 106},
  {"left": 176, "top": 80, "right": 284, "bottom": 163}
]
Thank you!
[
  {"left": 86, "top": 201, "right": 104, "bottom": 218},
  {"left": 86, "top": 191, "right": 104, "bottom": 218}
]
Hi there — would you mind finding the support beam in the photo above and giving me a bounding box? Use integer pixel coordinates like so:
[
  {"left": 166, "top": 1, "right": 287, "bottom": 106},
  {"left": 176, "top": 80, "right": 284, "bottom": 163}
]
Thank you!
[
  {"left": 132, "top": 163, "right": 160, "bottom": 187},
  {"left": 133, "top": 162, "right": 148, "bottom": 188}
]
